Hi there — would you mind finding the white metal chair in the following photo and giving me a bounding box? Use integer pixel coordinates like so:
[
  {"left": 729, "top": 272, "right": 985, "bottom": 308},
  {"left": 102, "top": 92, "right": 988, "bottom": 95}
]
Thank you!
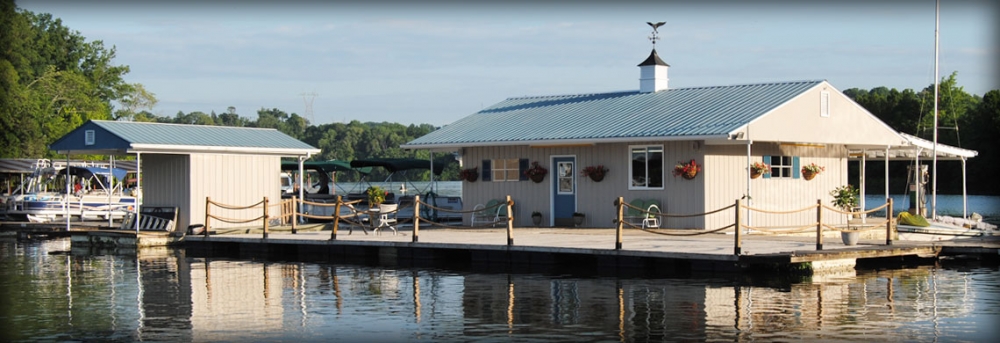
[
  {"left": 642, "top": 204, "right": 660, "bottom": 229},
  {"left": 471, "top": 203, "right": 488, "bottom": 226},
  {"left": 375, "top": 203, "right": 398, "bottom": 235}
]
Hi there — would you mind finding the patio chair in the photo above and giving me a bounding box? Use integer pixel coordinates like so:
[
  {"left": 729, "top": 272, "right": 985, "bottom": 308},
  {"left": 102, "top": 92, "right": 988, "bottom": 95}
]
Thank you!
[
  {"left": 493, "top": 199, "right": 509, "bottom": 227},
  {"left": 471, "top": 203, "right": 489, "bottom": 226},
  {"left": 643, "top": 203, "right": 661, "bottom": 229},
  {"left": 374, "top": 203, "right": 398, "bottom": 235},
  {"left": 624, "top": 199, "right": 646, "bottom": 226},
  {"left": 344, "top": 203, "right": 369, "bottom": 235}
]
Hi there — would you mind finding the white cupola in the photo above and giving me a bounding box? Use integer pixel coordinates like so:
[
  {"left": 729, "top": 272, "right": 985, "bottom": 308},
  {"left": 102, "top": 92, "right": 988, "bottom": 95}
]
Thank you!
[{"left": 638, "top": 49, "right": 669, "bottom": 93}]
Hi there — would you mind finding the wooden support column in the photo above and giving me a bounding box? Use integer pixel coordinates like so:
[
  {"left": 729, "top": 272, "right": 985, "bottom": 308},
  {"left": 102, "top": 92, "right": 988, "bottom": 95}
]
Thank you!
[
  {"left": 413, "top": 195, "right": 420, "bottom": 243},
  {"left": 815, "top": 199, "right": 823, "bottom": 250},
  {"left": 262, "top": 197, "right": 269, "bottom": 239},
  {"left": 734, "top": 199, "right": 742, "bottom": 256}
]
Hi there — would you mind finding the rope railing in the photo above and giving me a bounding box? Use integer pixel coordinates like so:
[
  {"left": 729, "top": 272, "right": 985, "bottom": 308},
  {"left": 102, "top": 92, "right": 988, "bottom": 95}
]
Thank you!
[
  {"left": 200, "top": 193, "right": 894, "bottom": 257},
  {"left": 204, "top": 196, "right": 271, "bottom": 239}
]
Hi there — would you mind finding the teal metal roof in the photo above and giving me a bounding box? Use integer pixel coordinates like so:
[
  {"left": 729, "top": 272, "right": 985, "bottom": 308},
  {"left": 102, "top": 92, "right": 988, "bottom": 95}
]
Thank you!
[
  {"left": 50, "top": 120, "right": 320, "bottom": 156},
  {"left": 403, "top": 80, "right": 824, "bottom": 148}
]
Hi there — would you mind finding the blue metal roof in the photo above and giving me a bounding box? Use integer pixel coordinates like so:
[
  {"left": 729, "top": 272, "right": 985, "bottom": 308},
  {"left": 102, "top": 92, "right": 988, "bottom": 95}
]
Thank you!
[
  {"left": 50, "top": 120, "right": 319, "bottom": 155},
  {"left": 404, "top": 80, "right": 824, "bottom": 148}
]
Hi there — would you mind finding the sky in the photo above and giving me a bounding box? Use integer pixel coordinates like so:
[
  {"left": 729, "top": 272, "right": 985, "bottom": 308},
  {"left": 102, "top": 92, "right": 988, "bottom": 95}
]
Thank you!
[{"left": 16, "top": 0, "right": 999, "bottom": 127}]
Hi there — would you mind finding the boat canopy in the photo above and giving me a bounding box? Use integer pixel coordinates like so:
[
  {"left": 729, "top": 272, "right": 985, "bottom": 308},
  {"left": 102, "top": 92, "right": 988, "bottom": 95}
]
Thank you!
[
  {"left": 58, "top": 166, "right": 129, "bottom": 180},
  {"left": 350, "top": 157, "right": 455, "bottom": 176},
  {"left": 280, "top": 160, "right": 371, "bottom": 174}
]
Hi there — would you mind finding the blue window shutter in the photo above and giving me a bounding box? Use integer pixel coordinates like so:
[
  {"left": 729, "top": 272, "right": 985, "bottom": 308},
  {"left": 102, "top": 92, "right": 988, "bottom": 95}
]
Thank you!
[
  {"left": 519, "top": 159, "right": 529, "bottom": 181},
  {"left": 762, "top": 155, "right": 771, "bottom": 179},
  {"left": 482, "top": 160, "right": 492, "bottom": 181},
  {"left": 792, "top": 156, "right": 801, "bottom": 179}
]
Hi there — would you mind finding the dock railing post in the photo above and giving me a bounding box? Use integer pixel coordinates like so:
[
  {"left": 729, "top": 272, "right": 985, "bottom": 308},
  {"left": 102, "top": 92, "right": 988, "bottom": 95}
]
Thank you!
[
  {"left": 885, "top": 198, "right": 893, "bottom": 246},
  {"left": 815, "top": 199, "right": 823, "bottom": 250},
  {"left": 331, "top": 196, "right": 342, "bottom": 240},
  {"left": 262, "top": 197, "right": 269, "bottom": 239},
  {"left": 506, "top": 195, "right": 514, "bottom": 246},
  {"left": 291, "top": 196, "right": 297, "bottom": 234},
  {"left": 734, "top": 199, "right": 742, "bottom": 256},
  {"left": 615, "top": 197, "right": 624, "bottom": 250},
  {"left": 413, "top": 195, "right": 420, "bottom": 243},
  {"left": 204, "top": 197, "right": 211, "bottom": 238}
]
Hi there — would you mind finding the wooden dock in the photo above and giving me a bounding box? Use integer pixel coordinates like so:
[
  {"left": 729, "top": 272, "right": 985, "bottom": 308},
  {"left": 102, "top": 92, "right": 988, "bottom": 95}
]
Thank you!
[
  {"left": 179, "top": 224, "right": 1000, "bottom": 276},
  {"left": 5, "top": 220, "right": 998, "bottom": 275}
]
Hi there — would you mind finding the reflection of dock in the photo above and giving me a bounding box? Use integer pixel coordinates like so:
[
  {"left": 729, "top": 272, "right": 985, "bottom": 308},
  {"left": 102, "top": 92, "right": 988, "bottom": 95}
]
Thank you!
[
  {"left": 0, "top": 221, "right": 182, "bottom": 247},
  {"left": 183, "top": 227, "right": 1000, "bottom": 275}
]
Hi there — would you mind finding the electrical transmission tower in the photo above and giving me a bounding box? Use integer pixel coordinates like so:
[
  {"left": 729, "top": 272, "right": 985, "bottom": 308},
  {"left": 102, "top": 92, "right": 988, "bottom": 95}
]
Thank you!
[{"left": 300, "top": 92, "right": 318, "bottom": 123}]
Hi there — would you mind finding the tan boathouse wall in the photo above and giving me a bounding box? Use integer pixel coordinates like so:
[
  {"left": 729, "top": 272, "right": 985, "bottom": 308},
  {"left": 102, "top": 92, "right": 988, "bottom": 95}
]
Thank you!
[{"left": 143, "top": 153, "right": 282, "bottom": 231}]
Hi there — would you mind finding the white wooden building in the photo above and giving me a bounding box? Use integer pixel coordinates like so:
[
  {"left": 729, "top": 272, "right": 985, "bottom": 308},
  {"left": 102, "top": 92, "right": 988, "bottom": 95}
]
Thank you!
[
  {"left": 402, "top": 48, "right": 930, "bottom": 229},
  {"left": 50, "top": 120, "right": 320, "bottom": 231}
]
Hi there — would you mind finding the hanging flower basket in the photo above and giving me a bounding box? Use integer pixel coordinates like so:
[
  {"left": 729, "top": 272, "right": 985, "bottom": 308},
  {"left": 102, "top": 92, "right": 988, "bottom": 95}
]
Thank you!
[
  {"left": 582, "top": 165, "right": 608, "bottom": 182},
  {"left": 801, "top": 163, "right": 824, "bottom": 181},
  {"left": 672, "top": 159, "right": 701, "bottom": 180},
  {"left": 524, "top": 161, "right": 548, "bottom": 183},
  {"left": 459, "top": 167, "right": 478, "bottom": 182},
  {"left": 750, "top": 162, "right": 770, "bottom": 179}
]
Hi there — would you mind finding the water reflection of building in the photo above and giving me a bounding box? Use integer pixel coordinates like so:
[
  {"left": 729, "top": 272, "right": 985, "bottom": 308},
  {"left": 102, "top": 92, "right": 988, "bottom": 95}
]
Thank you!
[{"left": 462, "top": 269, "right": 976, "bottom": 341}]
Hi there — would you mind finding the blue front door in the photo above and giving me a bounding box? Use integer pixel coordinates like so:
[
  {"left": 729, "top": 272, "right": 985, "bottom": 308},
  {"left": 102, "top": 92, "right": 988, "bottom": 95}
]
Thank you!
[{"left": 552, "top": 156, "right": 576, "bottom": 226}]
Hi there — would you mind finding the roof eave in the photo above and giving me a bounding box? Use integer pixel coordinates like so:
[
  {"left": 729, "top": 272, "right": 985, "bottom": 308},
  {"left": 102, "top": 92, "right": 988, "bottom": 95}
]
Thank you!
[
  {"left": 126, "top": 144, "right": 320, "bottom": 157},
  {"left": 401, "top": 134, "right": 730, "bottom": 150}
]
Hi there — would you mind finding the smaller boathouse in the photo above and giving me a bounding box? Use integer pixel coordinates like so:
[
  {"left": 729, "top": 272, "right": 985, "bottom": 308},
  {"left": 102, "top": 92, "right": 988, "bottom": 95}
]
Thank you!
[{"left": 49, "top": 120, "right": 320, "bottom": 235}]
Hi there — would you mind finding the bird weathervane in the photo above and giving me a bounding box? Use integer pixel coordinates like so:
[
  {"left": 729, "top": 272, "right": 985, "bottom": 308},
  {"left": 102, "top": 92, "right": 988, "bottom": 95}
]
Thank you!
[{"left": 647, "top": 21, "right": 665, "bottom": 47}]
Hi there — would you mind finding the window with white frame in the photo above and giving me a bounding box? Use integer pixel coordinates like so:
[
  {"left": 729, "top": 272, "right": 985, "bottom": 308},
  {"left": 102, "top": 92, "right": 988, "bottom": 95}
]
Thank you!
[
  {"left": 768, "top": 155, "right": 794, "bottom": 178},
  {"left": 630, "top": 145, "right": 663, "bottom": 189},
  {"left": 491, "top": 158, "right": 520, "bottom": 182}
]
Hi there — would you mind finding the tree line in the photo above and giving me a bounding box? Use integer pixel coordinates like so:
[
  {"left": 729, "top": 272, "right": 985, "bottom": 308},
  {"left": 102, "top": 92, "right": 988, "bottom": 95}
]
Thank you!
[{"left": 2, "top": 2, "right": 998, "bottom": 193}]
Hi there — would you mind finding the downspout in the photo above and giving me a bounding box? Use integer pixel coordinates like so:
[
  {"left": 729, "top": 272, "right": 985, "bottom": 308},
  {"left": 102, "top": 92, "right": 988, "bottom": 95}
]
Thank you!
[{"left": 745, "top": 140, "right": 752, "bottom": 232}]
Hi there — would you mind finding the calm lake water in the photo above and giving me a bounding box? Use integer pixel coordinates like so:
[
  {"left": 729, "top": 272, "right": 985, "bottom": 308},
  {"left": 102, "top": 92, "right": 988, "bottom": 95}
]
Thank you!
[{"left": 1, "top": 238, "right": 999, "bottom": 342}]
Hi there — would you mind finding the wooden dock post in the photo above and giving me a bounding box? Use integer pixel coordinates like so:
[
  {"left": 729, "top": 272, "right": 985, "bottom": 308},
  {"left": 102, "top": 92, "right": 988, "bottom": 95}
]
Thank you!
[
  {"left": 506, "top": 195, "right": 514, "bottom": 246},
  {"left": 734, "top": 199, "right": 742, "bottom": 255},
  {"left": 412, "top": 195, "right": 420, "bottom": 243},
  {"left": 291, "top": 196, "right": 297, "bottom": 234},
  {"left": 331, "top": 195, "right": 342, "bottom": 240},
  {"left": 815, "top": 199, "right": 823, "bottom": 250},
  {"left": 885, "top": 198, "right": 893, "bottom": 246},
  {"left": 262, "top": 197, "right": 269, "bottom": 239},
  {"left": 615, "top": 197, "right": 624, "bottom": 250},
  {"left": 204, "top": 197, "right": 211, "bottom": 237}
]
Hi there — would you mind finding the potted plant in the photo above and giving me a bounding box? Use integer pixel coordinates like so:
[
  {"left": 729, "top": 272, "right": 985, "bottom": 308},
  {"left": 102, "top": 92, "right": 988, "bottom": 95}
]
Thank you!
[
  {"left": 672, "top": 159, "right": 701, "bottom": 180},
  {"left": 524, "top": 161, "right": 548, "bottom": 183},
  {"left": 582, "top": 165, "right": 609, "bottom": 182},
  {"left": 750, "top": 161, "right": 770, "bottom": 179},
  {"left": 572, "top": 212, "right": 585, "bottom": 226},
  {"left": 801, "top": 163, "right": 824, "bottom": 180},
  {"left": 366, "top": 185, "right": 387, "bottom": 207},
  {"left": 830, "top": 184, "right": 860, "bottom": 245},
  {"left": 531, "top": 211, "right": 542, "bottom": 226},
  {"left": 459, "top": 167, "right": 479, "bottom": 182}
]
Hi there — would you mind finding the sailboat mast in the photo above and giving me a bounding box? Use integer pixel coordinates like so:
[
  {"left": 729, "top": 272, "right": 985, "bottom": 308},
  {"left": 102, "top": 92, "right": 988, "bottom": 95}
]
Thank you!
[{"left": 931, "top": 0, "right": 939, "bottom": 219}]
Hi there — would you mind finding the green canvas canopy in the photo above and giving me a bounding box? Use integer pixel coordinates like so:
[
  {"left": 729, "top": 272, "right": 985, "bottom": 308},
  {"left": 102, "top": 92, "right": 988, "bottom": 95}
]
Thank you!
[
  {"left": 280, "top": 160, "right": 371, "bottom": 174},
  {"left": 349, "top": 157, "right": 455, "bottom": 176}
]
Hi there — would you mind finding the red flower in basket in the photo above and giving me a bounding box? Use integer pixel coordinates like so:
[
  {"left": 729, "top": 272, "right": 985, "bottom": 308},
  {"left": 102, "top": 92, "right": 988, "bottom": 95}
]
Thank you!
[{"left": 672, "top": 159, "right": 701, "bottom": 179}]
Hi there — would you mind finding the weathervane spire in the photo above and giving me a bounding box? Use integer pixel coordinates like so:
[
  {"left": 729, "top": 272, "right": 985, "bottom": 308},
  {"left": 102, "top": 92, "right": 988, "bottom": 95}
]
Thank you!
[{"left": 646, "top": 21, "right": 665, "bottom": 48}]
